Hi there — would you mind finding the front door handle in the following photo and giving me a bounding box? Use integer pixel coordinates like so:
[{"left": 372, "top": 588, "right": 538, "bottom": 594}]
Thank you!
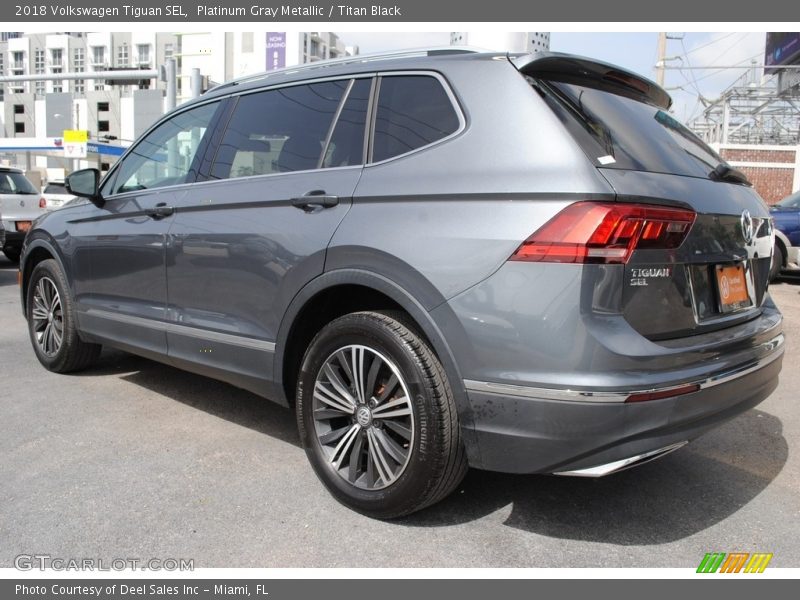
[
  {"left": 144, "top": 203, "right": 175, "bottom": 220},
  {"left": 291, "top": 190, "right": 339, "bottom": 212}
]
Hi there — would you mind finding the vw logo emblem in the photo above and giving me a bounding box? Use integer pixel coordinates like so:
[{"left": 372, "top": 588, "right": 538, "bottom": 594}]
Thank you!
[
  {"left": 741, "top": 210, "right": 754, "bottom": 244},
  {"left": 19, "top": 199, "right": 25, "bottom": 207}
]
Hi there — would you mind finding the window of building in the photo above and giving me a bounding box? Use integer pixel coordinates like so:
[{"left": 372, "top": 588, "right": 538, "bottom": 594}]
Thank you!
[
  {"left": 34, "top": 49, "right": 45, "bottom": 73},
  {"left": 92, "top": 46, "right": 105, "bottom": 65},
  {"left": 12, "top": 51, "right": 24, "bottom": 69},
  {"left": 372, "top": 76, "right": 461, "bottom": 163},
  {"left": 73, "top": 47, "right": 85, "bottom": 94},
  {"left": 35, "top": 81, "right": 46, "bottom": 95},
  {"left": 107, "top": 101, "right": 219, "bottom": 195},
  {"left": 13, "top": 104, "right": 24, "bottom": 114},
  {"left": 14, "top": 122, "right": 25, "bottom": 134},
  {"left": 97, "top": 101, "right": 110, "bottom": 112},
  {"left": 51, "top": 48, "right": 63, "bottom": 65},
  {"left": 210, "top": 81, "right": 347, "bottom": 180},
  {"left": 136, "top": 44, "right": 151, "bottom": 65},
  {"left": 98, "top": 120, "right": 110, "bottom": 132},
  {"left": 52, "top": 67, "right": 62, "bottom": 92},
  {"left": 164, "top": 43, "right": 174, "bottom": 59},
  {"left": 117, "top": 44, "right": 128, "bottom": 67}
]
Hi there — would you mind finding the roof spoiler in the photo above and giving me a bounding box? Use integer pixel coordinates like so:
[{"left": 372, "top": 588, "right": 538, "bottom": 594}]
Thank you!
[{"left": 510, "top": 52, "right": 672, "bottom": 110}]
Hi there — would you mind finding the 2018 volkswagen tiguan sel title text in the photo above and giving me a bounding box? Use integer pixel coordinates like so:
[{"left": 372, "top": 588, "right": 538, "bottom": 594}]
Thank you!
[{"left": 19, "top": 50, "right": 783, "bottom": 518}]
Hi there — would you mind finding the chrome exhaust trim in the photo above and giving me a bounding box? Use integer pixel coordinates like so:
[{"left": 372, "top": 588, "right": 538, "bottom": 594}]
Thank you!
[{"left": 553, "top": 441, "right": 689, "bottom": 477}]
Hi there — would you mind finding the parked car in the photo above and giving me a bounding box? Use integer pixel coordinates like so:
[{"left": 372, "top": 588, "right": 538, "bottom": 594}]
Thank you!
[
  {"left": 769, "top": 190, "right": 800, "bottom": 280},
  {"left": 0, "top": 166, "right": 46, "bottom": 262},
  {"left": 19, "top": 50, "right": 783, "bottom": 518},
  {"left": 41, "top": 181, "right": 76, "bottom": 211}
]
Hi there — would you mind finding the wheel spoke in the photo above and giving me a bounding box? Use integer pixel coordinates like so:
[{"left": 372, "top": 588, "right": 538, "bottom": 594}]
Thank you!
[
  {"left": 348, "top": 434, "right": 364, "bottom": 483},
  {"left": 314, "top": 382, "right": 355, "bottom": 414},
  {"left": 323, "top": 364, "right": 357, "bottom": 407},
  {"left": 318, "top": 425, "right": 353, "bottom": 445},
  {"left": 330, "top": 424, "right": 361, "bottom": 470},
  {"left": 372, "top": 395, "right": 409, "bottom": 416},
  {"left": 383, "top": 419, "right": 412, "bottom": 441},
  {"left": 367, "top": 429, "right": 395, "bottom": 485},
  {"left": 365, "top": 353, "right": 383, "bottom": 398},
  {"left": 314, "top": 408, "right": 351, "bottom": 421},
  {"left": 373, "top": 428, "right": 408, "bottom": 465},
  {"left": 351, "top": 346, "right": 366, "bottom": 404}
]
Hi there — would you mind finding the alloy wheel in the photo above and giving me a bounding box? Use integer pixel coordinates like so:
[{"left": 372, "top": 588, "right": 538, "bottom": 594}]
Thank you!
[{"left": 31, "top": 277, "right": 64, "bottom": 357}]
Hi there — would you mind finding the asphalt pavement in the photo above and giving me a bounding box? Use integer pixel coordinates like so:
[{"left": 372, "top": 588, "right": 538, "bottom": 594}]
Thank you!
[{"left": 1, "top": 255, "right": 798, "bottom": 568}]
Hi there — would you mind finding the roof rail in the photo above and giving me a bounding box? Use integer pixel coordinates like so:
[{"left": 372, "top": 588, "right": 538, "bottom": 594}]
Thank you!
[{"left": 210, "top": 46, "right": 485, "bottom": 92}]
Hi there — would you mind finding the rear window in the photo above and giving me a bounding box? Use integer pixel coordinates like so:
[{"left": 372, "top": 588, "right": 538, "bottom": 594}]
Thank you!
[
  {"left": 0, "top": 171, "right": 38, "bottom": 194},
  {"left": 44, "top": 183, "right": 67, "bottom": 194},
  {"left": 535, "top": 80, "right": 724, "bottom": 180}
]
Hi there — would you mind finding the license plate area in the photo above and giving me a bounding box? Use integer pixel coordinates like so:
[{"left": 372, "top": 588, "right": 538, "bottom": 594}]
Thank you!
[
  {"left": 15, "top": 221, "right": 32, "bottom": 233},
  {"left": 715, "top": 263, "right": 752, "bottom": 314}
]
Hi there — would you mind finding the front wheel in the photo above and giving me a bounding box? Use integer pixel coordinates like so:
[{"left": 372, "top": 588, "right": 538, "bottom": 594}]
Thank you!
[
  {"left": 296, "top": 311, "right": 467, "bottom": 518},
  {"left": 26, "top": 259, "right": 101, "bottom": 372}
]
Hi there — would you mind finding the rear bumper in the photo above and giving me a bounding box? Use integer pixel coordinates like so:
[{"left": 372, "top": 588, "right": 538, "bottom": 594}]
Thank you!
[{"left": 463, "top": 337, "right": 783, "bottom": 474}]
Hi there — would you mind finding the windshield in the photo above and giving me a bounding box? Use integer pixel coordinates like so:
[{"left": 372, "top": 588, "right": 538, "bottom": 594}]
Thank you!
[
  {"left": 0, "top": 171, "right": 39, "bottom": 194},
  {"left": 536, "top": 80, "right": 725, "bottom": 180},
  {"left": 775, "top": 191, "right": 800, "bottom": 209}
]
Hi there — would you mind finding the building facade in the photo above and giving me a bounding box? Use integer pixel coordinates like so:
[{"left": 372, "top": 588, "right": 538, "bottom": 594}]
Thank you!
[{"left": 450, "top": 32, "right": 550, "bottom": 53}]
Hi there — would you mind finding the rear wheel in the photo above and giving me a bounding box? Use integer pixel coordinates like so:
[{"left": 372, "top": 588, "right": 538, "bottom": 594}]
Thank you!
[
  {"left": 296, "top": 311, "right": 467, "bottom": 518},
  {"left": 769, "top": 241, "right": 784, "bottom": 282},
  {"left": 26, "top": 259, "right": 101, "bottom": 372}
]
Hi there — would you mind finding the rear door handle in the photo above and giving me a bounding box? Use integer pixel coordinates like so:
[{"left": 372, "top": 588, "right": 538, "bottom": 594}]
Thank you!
[
  {"left": 291, "top": 190, "right": 339, "bottom": 211},
  {"left": 144, "top": 204, "right": 175, "bottom": 220}
]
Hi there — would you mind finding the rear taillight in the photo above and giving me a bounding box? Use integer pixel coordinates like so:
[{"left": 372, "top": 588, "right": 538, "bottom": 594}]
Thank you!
[
  {"left": 510, "top": 202, "right": 696, "bottom": 264},
  {"left": 39, "top": 197, "right": 46, "bottom": 209}
]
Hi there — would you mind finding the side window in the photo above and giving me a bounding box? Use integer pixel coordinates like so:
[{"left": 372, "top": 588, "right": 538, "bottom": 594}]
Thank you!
[
  {"left": 322, "top": 78, "right": 371, "bottom": 168},
  {"left": 210, "top": 80, "right": 347, "bottom": 180},
  {"left": 106, "top": 102, "right": 219, "bottom": 196},
  {"left": 372, "top": 75, "right": 460, "bottom": 163}
]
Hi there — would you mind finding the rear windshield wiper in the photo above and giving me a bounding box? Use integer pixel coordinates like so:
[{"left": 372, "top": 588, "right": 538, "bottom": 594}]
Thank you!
[{"left": 709, "top": 163, "right": 751, "bottom": 186}]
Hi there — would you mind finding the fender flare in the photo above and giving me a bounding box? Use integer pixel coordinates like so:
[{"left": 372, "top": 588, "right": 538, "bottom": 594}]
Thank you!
[
  {"left": 19, "top": 235, "right": 69, "bottom": 318},
  {"left": 272, "top": 268, "right": 478, "bottom": 451}
]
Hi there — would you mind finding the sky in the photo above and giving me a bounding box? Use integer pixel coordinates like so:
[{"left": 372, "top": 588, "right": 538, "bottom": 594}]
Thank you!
[{"left": 334, "top": 31, "right": 769, "bottom": 123}]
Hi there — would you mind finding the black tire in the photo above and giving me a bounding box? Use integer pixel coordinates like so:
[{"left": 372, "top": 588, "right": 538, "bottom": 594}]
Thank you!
[
  {"left": 26, "top": 259, "right": 101, "bottom": 373},
  {"left": 3, "top": 246, "right": 21, "bottom": 263},
  {"left": 769, "top": 241, "right": 784, "bottom": 282},
  {"left": 296, "top": 311, "right": 468, "bottom": 519}
]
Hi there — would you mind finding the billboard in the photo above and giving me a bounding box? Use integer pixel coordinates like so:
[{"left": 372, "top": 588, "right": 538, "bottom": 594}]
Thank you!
[
  {"left": 266, "top": 32, "right": 286, "bottom": 71},
  {"left": 765, "top": 32, "right": 800, "bottom": 72}
]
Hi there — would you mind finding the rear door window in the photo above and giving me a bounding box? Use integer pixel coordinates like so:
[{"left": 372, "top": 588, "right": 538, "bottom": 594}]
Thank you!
[
  {"left": 536, "top": 80, "right": 724, "bottom": 179},
  {"left": 371, "top": 75, "right": 460, "bottom": 163},
  {"left": 210, "top": 80, "right": 349, "bottom": 180}
]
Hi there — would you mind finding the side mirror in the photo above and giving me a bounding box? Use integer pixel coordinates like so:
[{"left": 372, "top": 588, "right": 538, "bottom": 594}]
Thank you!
[{"left": 66, "top": 168, "right": 104, "bottom": 207}]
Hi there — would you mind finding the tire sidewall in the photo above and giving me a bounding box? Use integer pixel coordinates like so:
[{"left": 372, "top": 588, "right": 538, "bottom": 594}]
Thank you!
[{"left": 297, "top": 313, "right": 445, "bottom": 517}]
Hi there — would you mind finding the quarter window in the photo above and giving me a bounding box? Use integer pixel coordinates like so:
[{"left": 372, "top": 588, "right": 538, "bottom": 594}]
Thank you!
[
  {"left": 372, "top": 75, "right": 460, "bottom": 163},
  {"left": 210, "top": 80, "right": 348, "bottom": 180},
  {"left": 106, "top": 102, "right": 219, "bottom": 196}
]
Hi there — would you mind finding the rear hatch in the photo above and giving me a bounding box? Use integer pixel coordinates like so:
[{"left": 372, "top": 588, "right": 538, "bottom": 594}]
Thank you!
[
  {"left": 514, "top": 53, "right": 773, "bottom": 339},
  {"left": 0, "top": 170, "right": 45, "bottom": 230}
]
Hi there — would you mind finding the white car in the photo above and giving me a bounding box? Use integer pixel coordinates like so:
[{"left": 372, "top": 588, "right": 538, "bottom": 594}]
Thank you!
[
  {"left": 41, "top": 181, "right": 76, "bottom": 210},
  {"left": 0, "top": 167, "right": 46, "bottom": 263}
]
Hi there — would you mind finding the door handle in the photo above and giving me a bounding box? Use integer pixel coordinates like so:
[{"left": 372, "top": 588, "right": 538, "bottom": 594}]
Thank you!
[
  {"left": 291, "top": 190, "right": 339, "bottom": 212},
  {"left": 144, "top": 203, "right": 175, "bottom": 220}
]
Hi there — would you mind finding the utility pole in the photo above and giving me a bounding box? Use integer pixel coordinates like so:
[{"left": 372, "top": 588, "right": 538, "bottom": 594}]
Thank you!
[{"left": 656, "top": 32, "right": 667, "bottom": 86}]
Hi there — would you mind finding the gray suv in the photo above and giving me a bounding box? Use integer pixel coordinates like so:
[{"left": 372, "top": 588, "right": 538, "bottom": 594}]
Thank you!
[{"left": 19, "top": 50, "right": 784, "bottom": 518}]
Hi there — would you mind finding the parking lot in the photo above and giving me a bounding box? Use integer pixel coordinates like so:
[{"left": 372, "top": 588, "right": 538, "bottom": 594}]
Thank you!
[{"left": 1, "top": 254, "right": 798, "bottom": 569}]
